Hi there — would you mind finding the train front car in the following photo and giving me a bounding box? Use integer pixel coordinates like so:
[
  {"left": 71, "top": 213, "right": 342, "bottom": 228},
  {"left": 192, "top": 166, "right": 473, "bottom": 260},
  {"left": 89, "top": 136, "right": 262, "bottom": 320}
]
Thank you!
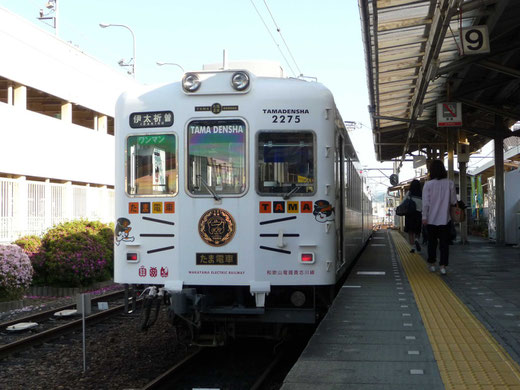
[{"left": 114, "top": 70, "right": 342, "bottom": 343}]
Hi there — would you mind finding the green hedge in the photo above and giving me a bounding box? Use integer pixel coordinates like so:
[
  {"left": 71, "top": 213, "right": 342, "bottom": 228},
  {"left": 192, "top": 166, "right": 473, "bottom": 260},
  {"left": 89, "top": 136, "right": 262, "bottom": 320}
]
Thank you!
[{"left": 15, "top": 220, "right": 114, "bottom": 288}]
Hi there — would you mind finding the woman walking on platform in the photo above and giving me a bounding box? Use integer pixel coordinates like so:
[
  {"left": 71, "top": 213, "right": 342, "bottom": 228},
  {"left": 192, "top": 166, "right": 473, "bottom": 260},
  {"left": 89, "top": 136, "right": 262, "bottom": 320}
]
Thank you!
[
  {"left": 421, "top": 160, "right": 457, "bottom": 275},
  {"left": 404, "top": 179, "right": 422, "bottom": 253}
]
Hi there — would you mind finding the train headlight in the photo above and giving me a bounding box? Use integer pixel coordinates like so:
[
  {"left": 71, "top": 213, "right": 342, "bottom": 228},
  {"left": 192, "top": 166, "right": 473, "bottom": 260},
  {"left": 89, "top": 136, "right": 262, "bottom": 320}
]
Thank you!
[
  {"left": 290, "top": 291, "right": 306, "bottom": 307},
  {"left": 182, "top": 73, "right": 201, "bottom": 92},
  {"left": 231, "top": 71, "right": 250, "bottom": 91}
]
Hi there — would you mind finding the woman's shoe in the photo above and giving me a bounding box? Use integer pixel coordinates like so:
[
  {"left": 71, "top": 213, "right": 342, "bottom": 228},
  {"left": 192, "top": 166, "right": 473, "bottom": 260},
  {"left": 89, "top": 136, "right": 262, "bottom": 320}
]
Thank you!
[
  {"left": 429, "top": 265, "right": 436, "bottom": 272},
  {"left": 410, "top": 248, "right": 415, "bottom": 253},
  {"left": 440, "top": 267, "right": 447, "bottom": 275}
]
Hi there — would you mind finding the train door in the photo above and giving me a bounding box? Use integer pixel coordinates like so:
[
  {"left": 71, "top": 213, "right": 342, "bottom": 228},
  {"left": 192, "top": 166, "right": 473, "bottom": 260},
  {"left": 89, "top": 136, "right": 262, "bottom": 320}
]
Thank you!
[
  {"left": 335, "top": 132, "right": 345, "bottom": 269},
  {"left": 361, "top": 175, "right": 365, "bottom": 241}
]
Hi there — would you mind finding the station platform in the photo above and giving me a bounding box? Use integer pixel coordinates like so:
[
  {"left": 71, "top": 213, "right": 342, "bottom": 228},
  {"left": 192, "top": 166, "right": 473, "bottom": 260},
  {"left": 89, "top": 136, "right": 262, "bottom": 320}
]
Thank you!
[{"left": 281, "top": 228, "right": 520, "bottom": 389}]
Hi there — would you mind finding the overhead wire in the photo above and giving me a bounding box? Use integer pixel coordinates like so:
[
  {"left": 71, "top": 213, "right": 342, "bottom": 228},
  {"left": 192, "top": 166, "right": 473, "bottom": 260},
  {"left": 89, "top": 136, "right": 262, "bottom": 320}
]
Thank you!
[
  {"left": 262, "top": 0, "right": 302, "bottom": 76},
  {"left": 32, "top": 0, "right": 302, "bottom": 79},
  {"left": 248, "top": 0, "right": 297, "bottom": 77}
]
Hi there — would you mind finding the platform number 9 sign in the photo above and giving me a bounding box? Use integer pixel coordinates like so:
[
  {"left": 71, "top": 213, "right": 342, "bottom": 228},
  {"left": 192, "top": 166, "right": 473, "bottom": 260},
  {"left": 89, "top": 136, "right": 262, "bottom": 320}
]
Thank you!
[{"left": 461, "top": 26, "right": 490, "bottom": 55}]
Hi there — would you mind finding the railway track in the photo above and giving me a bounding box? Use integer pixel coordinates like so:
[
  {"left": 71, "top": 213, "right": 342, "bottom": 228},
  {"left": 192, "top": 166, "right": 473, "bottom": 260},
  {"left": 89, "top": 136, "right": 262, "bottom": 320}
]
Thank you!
[
  {"left": 140, "top": 337, "right": 294, "bottom": 390},
  {"left": 141, "top": 347, "right": 204, "bottom": 390},
  {"left": 0, "top": 289, "right": 141, "bottom": 358},
  {"left": 0, "top": 289, "right": 126, "bottom": 329}
]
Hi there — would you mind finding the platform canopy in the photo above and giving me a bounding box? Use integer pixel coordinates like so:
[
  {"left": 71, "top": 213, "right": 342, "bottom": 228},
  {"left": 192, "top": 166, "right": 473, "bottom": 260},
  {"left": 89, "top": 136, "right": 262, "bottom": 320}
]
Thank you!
[{"left": 359, "top": 0, "right": 520, "bottom": 163}]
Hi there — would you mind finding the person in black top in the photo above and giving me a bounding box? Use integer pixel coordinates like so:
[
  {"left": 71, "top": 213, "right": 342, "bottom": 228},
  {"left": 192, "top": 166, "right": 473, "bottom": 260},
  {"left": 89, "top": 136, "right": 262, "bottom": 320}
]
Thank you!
[{"left": 404, "top": 179, "right": 422, "bottom": 253}]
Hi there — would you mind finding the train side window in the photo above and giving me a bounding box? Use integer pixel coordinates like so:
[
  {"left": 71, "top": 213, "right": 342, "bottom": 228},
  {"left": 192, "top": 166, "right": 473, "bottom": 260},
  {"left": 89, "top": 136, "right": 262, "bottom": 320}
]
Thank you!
[
  {"left": 257, "top": 132, "right": 315, "bottom": 196},
  {"left": 187, "top": 119, "right": 247, "bottom": 196},
  {"left": 126, "top": 134, "right": 177, "bottom": 196}
]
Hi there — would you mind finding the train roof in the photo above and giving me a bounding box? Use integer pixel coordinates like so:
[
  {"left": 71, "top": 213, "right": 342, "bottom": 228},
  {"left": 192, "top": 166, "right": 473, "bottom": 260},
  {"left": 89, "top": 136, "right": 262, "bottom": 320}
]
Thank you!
[{"left": 117, "top": 70, "right": 335, "bottom": 112}]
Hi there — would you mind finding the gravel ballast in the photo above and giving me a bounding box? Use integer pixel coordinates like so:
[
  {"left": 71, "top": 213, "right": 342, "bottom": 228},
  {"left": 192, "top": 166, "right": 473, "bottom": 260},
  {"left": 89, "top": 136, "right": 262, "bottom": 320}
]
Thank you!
[{"left": 1, "top": 298, "right": 192, "bottom": 389}]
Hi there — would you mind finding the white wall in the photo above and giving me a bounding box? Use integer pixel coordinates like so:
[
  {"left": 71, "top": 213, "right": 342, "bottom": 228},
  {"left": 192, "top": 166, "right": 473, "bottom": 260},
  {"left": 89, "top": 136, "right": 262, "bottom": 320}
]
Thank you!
[
  {"left": 1, "top": 103, "right": 114, "bottom": 185},
  {"left": 0, "top": 7, "right": 135, "bottom": 116},
  {"left": 0, "top": 177, "right": 115, "bottom": 242}
]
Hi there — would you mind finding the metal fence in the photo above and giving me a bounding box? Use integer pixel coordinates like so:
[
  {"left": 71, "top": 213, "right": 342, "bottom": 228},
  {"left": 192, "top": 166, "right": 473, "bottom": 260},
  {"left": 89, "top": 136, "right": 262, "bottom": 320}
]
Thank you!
[{"left": 0, "top": 177, "right": 114, "bottom": 243}]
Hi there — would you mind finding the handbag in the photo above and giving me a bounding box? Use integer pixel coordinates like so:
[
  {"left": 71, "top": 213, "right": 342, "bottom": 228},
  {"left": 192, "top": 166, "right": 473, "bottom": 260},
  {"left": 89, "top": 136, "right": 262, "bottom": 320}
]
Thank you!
[
  {"left": 450, "top": 203, "right": 466, "bottom": 223},
  {"left": 395, "top": 196, "right": 416, "bottom": 216}
]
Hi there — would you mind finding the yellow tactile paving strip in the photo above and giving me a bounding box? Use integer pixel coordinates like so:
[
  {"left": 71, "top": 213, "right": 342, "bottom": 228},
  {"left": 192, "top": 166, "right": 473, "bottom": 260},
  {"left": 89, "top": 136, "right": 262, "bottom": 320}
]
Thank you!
[{"left": 391, "top": 230, "right": 520, "bottom": 390}]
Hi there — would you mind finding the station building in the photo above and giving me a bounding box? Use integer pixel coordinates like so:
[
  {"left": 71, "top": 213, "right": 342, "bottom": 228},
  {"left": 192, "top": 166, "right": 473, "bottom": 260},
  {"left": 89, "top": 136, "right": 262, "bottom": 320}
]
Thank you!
[
  {"left": 359, "top": 0, "right": 520, "bottom": 246},
  {"left": 0, "top": 7, "right": 136, "bottom": 242}
]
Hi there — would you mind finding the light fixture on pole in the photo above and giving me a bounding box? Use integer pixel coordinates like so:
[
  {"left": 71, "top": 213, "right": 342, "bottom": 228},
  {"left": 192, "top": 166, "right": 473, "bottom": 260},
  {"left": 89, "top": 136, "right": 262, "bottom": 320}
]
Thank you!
[
  {"left": 99, "top": 23, "right": 136, "bottom": 78},
  {"left": 156, "top": 62, "right": 185, "bottom": 73},
  {"left": 38, "top": 0, "right": 58, "bottom": 35}
]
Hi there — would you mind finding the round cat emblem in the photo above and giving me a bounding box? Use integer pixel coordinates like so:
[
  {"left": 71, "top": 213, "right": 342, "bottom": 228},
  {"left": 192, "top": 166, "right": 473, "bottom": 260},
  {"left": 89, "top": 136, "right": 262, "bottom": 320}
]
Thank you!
[{"left": 198, "top": 208, "right": 236, "bottom": 246}]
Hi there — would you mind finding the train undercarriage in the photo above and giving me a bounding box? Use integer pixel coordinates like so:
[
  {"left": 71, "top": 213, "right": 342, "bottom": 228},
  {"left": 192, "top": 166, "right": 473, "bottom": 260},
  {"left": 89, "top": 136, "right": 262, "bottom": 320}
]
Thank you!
[{"left": 128, "top": 284, "right": 335, "bottom": 346}]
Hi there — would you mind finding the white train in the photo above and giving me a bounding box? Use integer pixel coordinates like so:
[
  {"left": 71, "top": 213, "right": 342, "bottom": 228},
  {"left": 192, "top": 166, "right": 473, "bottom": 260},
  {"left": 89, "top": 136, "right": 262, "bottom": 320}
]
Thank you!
[{"left": 114, "top": 68, "right": 372, "bottom": 343}]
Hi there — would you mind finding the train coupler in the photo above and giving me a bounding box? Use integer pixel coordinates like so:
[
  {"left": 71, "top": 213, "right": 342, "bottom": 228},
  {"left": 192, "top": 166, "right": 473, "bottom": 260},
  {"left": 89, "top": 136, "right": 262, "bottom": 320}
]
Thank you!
[{"left": 139, "top": 286, "right": 165, "bottom": 332}]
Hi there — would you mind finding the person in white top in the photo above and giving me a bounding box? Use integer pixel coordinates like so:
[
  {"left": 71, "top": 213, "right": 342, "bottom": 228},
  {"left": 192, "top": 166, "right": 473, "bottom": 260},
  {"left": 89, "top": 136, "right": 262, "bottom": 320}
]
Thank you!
[{"left": 421, "top": 160, "right": 457, "bottom": 275}]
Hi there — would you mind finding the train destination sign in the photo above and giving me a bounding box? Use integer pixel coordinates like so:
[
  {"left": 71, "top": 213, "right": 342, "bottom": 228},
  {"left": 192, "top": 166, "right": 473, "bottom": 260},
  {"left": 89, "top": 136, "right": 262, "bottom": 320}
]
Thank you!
[{"left": 129, "top": 111, "right": 174, "bottom": 128}]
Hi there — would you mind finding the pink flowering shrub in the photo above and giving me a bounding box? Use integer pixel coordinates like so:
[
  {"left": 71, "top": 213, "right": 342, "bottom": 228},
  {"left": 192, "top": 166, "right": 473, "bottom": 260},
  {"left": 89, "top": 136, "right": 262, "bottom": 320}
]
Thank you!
[
  {"left": 15, "top": 220, "right": 114, "bottom": 287},
  {"left": 0, "top": 244, "right": 34, "bottom": 300}
]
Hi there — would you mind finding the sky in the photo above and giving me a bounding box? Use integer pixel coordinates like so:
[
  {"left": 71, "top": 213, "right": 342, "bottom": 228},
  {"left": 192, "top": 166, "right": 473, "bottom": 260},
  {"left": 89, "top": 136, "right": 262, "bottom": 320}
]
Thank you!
[{"left": 0, "top": 0, "right": 408, "bottom": 195}]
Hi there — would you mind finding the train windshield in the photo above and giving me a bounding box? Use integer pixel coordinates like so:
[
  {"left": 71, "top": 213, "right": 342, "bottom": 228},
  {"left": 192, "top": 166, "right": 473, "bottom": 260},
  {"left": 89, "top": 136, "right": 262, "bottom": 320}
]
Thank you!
[
  {"left": 126, "top": 134, "right": 177, "bottom": 196},
  {"left": 257, "top": 132, "right": 315, "bottom": 196},
  {"left": 187, "top": 119, "right": 247, "bottom": 196}
]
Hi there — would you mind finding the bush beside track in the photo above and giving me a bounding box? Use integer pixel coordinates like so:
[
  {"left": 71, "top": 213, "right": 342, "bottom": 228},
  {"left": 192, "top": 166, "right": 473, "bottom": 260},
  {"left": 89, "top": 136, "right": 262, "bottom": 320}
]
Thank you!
[{"left": 1, "top": 220, "right": 114, "bottom": 301}]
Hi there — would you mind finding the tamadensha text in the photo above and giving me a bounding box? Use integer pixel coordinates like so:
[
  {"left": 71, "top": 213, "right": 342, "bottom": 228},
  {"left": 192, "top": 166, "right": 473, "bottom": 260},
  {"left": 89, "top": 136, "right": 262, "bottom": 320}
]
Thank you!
[
  {"left": 262, "top": 109, "right": 310, "bottom": 114},
  {"left": 190, "top": 125, "right": 245, "bottom": 134}
]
